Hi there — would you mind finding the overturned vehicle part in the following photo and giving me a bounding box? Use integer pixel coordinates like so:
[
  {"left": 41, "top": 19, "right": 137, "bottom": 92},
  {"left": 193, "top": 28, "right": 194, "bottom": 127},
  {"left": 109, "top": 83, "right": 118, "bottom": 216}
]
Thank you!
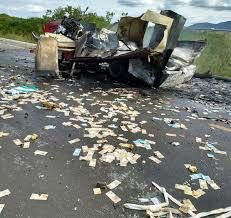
[{"left": 35, "top": 10, "right": 205, "bottom": 87}]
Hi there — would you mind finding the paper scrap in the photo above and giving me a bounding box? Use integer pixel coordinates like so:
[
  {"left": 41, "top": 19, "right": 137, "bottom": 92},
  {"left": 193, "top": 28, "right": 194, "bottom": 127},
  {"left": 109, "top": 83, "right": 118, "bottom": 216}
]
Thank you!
[
  {"left": 138, "top": 198, "right": 150, "bottom": 203},
  {"left": 13, "top": 139, "right": 23, "bottom": 146},
  {"left": 199, "top": 179, "right": 208, "bottom": 190},
  {"left": 121, "top": 126, "right": 128, "bottom": 132},
  {"left": 31, "top": 134, "right": 39, "bottom": 140},
  {"left": 44, "top": 125, "right": 56, "bottom": 130},
  {"left": 0, "top": 132, "right": 9, "bottom": 137},
  {"left": 185, "top": 164, "right": 198, "bottom": 173},
  {"left": 208, "top": 180, "right": 221, "bottom": 190},
  {"left": 192, "top": 189, "right": 205, "bottom": 198},
  {"left": 149, "top": 156, "right": 161, "bottom": 164},
  {"left": 172, "top": 142, "right": 180, "bottom": 146},
  {"left": 23, "top": 141, "right": 30, "bottom": 148},
  {"left": 89, "top": 159, "right": 96, "bottom": 167},
  {"left": 0, "top": 189, "right": 11, "bottom": 198},
  {"left": 154, "top": 151, "right": 165, "bottom": 159},
  {"left": 73, "top": 148, "right": 81, "bottom": 157},
  {"left": 68, "top": 138, "right": 80, "bottom": 144},
  {"left": 207, "top": 153, "right": 215, "bottom": 158},
  {"left": 24, "top": 135, "right": 32, "bottom": 141},
  {"left": 30, "top": 193, "right": 48, "bottom": 200},
  {"left": 180, "top": 199, "right": 197, "bottom": 213},
  {"left": 0, "top": 204, "right": 5, "bottom": 214},
  {"left": 166, "top": 133, "right": 177, "bottom": 137},
  {"left": 107, "top": 180, "right": 121, "bottom": 190},
  {"left": 46, "top": 115, "right": 56, "bottom": 119},
  {"left": 118, "top": 137, "right": 128, "bottom": 142},
  {"left": 93, "top": 188, "right": 101, "bottom": 195},
  {"left": 196, "top": 137, "right": 203, "bottom": 143},
  {"left": 106, "top": 191, "right": 121, "bottom": 204},
  {"left": 209, "top": 124, "right": 231, "bottom": 133},
  {"left": 119, "top": 143, "right": 134, "bottom": 150},
  {"left": 34, "top": 150, "right": 48, "bottom": 156},
  {"left": 1, "top": 114, "right": 14, "bottom": 119}
]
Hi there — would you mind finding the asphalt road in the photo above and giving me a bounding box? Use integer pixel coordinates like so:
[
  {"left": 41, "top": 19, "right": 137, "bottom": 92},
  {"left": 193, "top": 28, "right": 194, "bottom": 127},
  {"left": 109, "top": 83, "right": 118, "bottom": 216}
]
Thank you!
[{"left": 0, "top": 38, "right": 231, "bottom": 218}]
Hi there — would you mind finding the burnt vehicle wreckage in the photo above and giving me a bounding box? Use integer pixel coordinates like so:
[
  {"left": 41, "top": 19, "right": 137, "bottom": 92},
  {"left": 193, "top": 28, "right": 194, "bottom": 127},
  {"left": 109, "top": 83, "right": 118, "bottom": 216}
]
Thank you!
[{"left": 34, "top": 10, "right": 206, "bottom": 88}]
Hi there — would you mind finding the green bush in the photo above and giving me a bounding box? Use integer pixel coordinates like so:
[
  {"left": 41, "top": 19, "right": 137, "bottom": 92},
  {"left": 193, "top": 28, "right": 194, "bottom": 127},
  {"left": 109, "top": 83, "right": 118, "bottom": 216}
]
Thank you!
[
  {"left": 180, "top": 29, "right": 231, "bottom": 77},
  {"left": 0, "top": 6, "right": 114, "bottom": 43},
  {"left": 0, "top": 14, "right": 45, "bottom": 42}
]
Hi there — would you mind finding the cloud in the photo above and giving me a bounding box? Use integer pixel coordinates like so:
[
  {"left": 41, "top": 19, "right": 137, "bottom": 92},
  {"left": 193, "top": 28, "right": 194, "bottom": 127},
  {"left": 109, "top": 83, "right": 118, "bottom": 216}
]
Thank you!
[
  {"left": 118, "top": 0, "right": 158, "bottom": 7},
  {"left": 0, "top": 0, "right": 230, "bottom": 24},
  {"left": 190, "top": 0, "right": 231, "bottom": 11},
  {"left": 118, "top": 0, "right": 231, "bottom": 11},
  {"left": 10, "top": 4, "right": 45, "bottom": 13},
  {"left": 118, "top": 0, "right": 142, "bottom": 7}
]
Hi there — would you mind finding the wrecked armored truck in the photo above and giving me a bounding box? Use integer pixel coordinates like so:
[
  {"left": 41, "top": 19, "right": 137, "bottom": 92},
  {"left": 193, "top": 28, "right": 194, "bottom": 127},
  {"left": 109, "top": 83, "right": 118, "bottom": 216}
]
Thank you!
[{"left": 35, "top": 10, "right": 205, "bottom": 87}]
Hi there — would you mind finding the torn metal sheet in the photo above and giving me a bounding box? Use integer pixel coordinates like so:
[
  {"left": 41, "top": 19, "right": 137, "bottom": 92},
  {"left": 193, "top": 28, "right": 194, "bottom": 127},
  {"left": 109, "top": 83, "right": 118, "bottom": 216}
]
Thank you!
[
  {"left": 35, "top": 10, "right": 203, "bottom": 88},
  {"left": 161, "top": 40, "right": 206, "bottom": 88}
]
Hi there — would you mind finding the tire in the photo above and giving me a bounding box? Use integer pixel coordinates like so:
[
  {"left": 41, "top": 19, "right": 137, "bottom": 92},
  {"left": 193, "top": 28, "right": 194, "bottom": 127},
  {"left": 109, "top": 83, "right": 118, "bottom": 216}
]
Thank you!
[{"left": 109, "top": 61, "right": 129, "bottom": 79}]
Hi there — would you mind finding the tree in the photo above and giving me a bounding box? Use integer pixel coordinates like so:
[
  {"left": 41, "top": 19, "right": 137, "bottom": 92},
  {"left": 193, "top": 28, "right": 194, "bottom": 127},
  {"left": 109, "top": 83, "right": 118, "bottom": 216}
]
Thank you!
[{"left": 43, "top": 6, "right": 114, "bottom": 29}]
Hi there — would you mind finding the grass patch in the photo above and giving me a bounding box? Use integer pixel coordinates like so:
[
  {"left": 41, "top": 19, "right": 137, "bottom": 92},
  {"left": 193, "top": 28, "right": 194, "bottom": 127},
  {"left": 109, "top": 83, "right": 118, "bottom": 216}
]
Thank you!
[{"left": 180, "top": 29, "right": 231, "bottom": 77}]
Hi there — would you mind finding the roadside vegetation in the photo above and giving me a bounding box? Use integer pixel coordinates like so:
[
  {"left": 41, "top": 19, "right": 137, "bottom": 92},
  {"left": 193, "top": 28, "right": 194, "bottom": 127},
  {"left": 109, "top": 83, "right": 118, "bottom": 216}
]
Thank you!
[
  {"left": 0, "top": 6, "right": 230, "bottom": 77},
  {"left": 180, "top": 29, "right": 231, "bottom": 77},
  {"left": 0, "top": 6, "right": 114, "bottom": 42}
]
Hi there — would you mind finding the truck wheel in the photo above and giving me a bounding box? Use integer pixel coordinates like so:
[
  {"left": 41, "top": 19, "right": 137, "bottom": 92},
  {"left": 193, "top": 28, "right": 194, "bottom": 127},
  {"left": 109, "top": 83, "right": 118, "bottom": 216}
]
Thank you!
[{"left": 109, "top": 61, "right": 128, "bottom": 79}]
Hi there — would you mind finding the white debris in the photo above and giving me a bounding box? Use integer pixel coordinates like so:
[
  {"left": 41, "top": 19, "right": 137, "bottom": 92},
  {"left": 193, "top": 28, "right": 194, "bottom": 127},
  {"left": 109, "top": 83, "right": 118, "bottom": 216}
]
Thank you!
[
  {"left": 34, "top": 150, "right": 48, "bottom": 156},
  {"left": 68, "top": 138, "right": 80, "bottom": 144},
  {"left": 106, "top": 191, "right": 121, "bottom": 204},
  {"left": 149, "top": 156, "right": 161, "bottom": 164},
  {"left": 107, "top": 180, "right": 121, "bottom": 190},
  {"left": 0, "top": 189, "right": 11, "bottom": 198},
  {"left": 0, "top": 204, "right": 5, "bottom": 214},
  {"left": 30, "top": 193, "right": 48, "bottom": 200},
  {"left": 44, "top": 125, "right": 56, "bottom": 130},
  {"left": 13, "top": 139, "right": 23, "bottom": 146}
]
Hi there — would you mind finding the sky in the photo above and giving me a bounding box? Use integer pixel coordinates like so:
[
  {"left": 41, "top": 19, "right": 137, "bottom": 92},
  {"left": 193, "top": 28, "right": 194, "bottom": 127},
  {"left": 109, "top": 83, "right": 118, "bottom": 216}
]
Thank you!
[{"left": 0, "top": 0, "right": 231, "bottom": 25}]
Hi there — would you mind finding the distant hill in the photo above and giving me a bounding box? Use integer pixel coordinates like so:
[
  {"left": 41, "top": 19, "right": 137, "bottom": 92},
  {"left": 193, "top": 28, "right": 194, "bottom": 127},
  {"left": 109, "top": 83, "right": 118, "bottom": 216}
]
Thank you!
[{"left": 188, "top": 21, "right": 231, "bottom": 31}]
